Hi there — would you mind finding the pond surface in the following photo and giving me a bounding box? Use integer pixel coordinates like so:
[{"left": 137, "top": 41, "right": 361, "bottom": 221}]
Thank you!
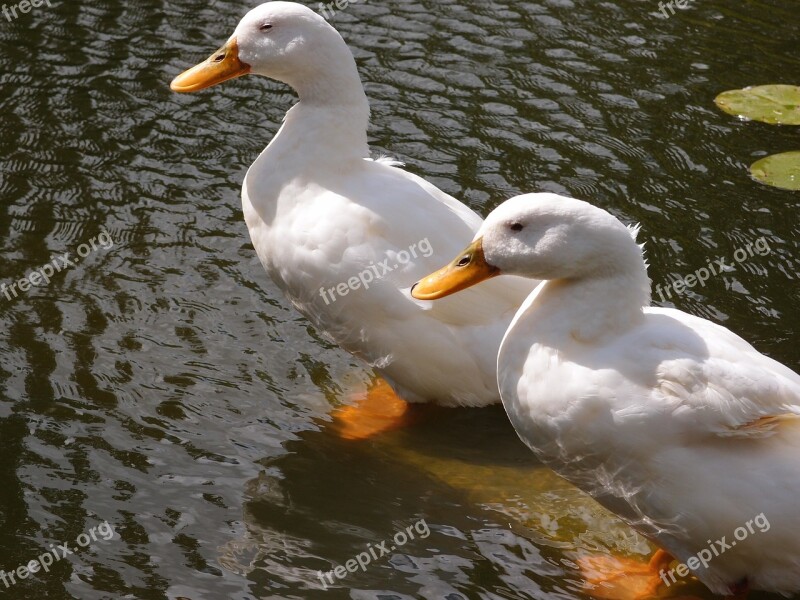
[{"left": 1, "top": 0, "right": 798, "bottom": 599}]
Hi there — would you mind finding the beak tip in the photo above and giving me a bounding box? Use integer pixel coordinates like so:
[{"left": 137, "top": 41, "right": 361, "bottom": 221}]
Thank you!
[
  {"left": 410, "top": 281, "right": 441, "bottom": 301},
  {"left": 169, "top": 74, "right": 189, "bottom": 93}
]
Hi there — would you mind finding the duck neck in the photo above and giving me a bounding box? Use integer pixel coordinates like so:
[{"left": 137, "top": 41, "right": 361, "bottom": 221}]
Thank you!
[
  {"left": 522, "top": 259, "right": 651, "bottom": 345},
  {"left": 264, "top": 55, "right": 371, "bottom": 167}
]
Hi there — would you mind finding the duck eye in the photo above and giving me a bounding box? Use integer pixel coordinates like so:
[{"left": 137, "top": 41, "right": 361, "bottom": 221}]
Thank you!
[
  {"left": 260, "top": 23, "right": 273, "bottom": 32},
  {"left": 457, "top": 255, "right": 471, "bottom": 267},
  {"left": 510, "top": 222, "right": 524, "bottom": 232}
]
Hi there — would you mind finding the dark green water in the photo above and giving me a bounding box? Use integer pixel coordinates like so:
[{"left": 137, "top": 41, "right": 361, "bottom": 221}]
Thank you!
[{"left": 1, "top": 1, "right": 798, "bottom": 599}]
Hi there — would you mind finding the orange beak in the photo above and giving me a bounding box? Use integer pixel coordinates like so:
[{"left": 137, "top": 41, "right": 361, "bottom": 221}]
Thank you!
[
  {"left": 170, "top": 38, "right": 251, "bottom": 93},
  {"left": 411, "top": 238, "right": 500, "bottom": 300}
]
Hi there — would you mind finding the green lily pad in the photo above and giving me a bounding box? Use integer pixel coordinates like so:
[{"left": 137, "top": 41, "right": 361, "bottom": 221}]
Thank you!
[
  {"left": 715, "top": 85, "right": 800, "bottom": 125},
  {"left": 750, "top": 151, "right": 800, "bottom": 190}
]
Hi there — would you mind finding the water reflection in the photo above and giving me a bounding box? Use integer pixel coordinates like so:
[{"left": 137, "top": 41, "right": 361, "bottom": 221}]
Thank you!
[{"left": 0, "top": 0, "right": 798, "bottom": 598}]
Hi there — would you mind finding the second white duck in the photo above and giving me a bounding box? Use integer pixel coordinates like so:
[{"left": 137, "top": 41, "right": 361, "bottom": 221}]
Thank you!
[{"left": 412, "top": 193, "right": 800, "bottom": 598}]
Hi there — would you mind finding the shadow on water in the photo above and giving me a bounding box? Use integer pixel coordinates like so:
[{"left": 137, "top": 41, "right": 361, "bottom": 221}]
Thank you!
[
  {"left": 229, "top": 406, "right": 578, "bottom": 599},
  {"left": 225, "top": 404, "right": 734, "bottom": 600}
]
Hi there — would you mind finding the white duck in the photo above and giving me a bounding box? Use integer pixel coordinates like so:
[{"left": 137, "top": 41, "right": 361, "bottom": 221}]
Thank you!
[
  {"left": 412, "top": 193, "right": 800, "bottom": 598},
  {"left": 170, "top": 2, "right": 536, "bottom": 427}
]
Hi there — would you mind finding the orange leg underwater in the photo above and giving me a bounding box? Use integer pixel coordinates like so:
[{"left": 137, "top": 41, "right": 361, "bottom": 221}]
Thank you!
[
  {"left": 579, "top": 548, "right": 677, "bottom": 600},
  {"left": 580, "top": 548, "right": 750, "bottom": 600},
  {"left": 331, "top": 378, "right": 414, "bottom": 440}
]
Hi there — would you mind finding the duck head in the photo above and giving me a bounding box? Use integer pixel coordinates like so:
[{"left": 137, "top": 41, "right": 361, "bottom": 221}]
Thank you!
[
  {"left": 411, "top": 193, "right": 644, "bottom": 300},
  {"left": 170, "top": 2, "right": 355, "bottom": 96}
]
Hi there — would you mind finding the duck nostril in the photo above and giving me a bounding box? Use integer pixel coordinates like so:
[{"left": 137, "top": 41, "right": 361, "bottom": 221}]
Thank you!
[
  {"left": 213, "top": 53, "right": 226, "bottom": 63},
  {"left": 457, "top": 255, "right": 471, "bottom": 267}
]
